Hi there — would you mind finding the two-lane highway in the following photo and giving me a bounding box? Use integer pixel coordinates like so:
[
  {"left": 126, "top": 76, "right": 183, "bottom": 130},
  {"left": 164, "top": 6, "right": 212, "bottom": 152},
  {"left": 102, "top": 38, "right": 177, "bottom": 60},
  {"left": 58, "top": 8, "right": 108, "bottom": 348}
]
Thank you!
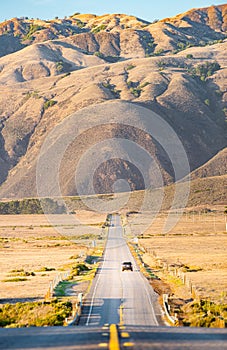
[
  {"left": 1, "top": 214, "right": 227, "bottom": 349},
  {"left": 80, "top": 214, "right": 160, "bottom": 327}
]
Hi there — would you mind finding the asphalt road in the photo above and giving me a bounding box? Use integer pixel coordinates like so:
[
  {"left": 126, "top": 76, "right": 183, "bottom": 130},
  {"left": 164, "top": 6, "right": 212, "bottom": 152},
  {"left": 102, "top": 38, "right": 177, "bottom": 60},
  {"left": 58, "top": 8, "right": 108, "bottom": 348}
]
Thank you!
[
  {"left": 118, "top": 326, "right": 227, "bottom": 349},
  {"left": 80, "top": 214, "right": 161, "bottom": 327},
  {"left": 0, "top": 326, "right": 108, "bottom": 349},
  {"left": 1, "top": 324, "right": 227, "bottom": 350},
  {"left": 1, "top": 214, "right": 227, "bottom": 350}
]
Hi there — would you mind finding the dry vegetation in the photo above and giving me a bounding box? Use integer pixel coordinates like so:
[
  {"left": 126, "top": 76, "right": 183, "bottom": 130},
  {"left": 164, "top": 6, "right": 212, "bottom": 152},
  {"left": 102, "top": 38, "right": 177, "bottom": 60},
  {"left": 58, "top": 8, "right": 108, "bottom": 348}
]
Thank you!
[
  {"left": 0, "top": 8, "right": 226, "bottom": 198},
  {"left": 0, "top": 5, "right": 226, "bottom": 58},
  {"left": 126, "top": 210, "right": 227, "bottom": 326},
  {"left": 127, "top": 211, "right": 227, "bottom": 303},
  {"left": 0, "top": 211, "right": 106, "bottom": 303},
  {"left": 0, "top": 300, "right": 73, "bottom": 327},
  {"left": 0, "top": 4, "right": 226, "bottom": 328},
  {"left": 114, "top": 175, "right": 227, "bottom": 212}
]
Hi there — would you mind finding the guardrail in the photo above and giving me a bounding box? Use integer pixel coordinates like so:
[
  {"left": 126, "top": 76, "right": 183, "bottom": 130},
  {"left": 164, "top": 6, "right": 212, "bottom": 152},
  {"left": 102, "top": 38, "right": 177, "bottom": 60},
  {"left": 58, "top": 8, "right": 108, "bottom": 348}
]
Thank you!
[
  {"left": 162, "top": 294, "right": 178, "bottom": 326},
  {"left": 65, "top": 293, "right": 83, "bottom": 326}
]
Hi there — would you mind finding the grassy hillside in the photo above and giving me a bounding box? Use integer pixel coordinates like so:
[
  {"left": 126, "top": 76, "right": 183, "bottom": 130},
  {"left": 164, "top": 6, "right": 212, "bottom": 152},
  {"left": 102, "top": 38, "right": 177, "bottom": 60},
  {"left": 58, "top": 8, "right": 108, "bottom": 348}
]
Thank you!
[
  {"left": 0, "top": 174, "right": 226, "bottom": 214},
  {"left": 0, "top": 5, "right": 226, "bottom": 58},
  {"left": 123, "top": 175, "right": 227, "bottom": 212},
  {"left": 190, "top": 148, "right": 227, "bottom": 179},
  {"left": 0, "top": 5, "right": 226, "bottom": 199}
]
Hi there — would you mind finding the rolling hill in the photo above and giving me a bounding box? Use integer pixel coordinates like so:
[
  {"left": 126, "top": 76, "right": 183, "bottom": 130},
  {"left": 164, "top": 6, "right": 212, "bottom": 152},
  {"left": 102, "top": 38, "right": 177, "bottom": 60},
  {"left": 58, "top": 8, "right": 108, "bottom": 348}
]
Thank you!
[
  {"left": 0, "top": 4, "right": 226, "bottom": 58},
  {"left": 190, "top": 147, "right": 227, "bottom": 179},
  {"left": 0, "top": 4, "right": 226, "bottom": 202}
]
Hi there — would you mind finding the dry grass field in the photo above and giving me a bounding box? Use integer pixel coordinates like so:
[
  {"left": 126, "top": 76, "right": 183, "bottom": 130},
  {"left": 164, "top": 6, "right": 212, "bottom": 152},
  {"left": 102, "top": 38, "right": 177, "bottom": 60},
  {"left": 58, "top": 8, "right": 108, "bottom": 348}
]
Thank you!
[
  {"left": 0, "top": 211, "right": 106, "bottom": 303},
  {"left": 127, "top": 210, "right": 227, "bottom": 303}
]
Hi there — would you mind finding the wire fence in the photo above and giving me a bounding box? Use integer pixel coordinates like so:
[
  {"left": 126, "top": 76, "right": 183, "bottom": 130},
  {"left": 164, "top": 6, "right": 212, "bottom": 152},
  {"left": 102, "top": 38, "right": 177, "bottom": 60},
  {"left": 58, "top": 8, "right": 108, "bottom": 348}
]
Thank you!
[{"left": 44, "top": 271, "right": 70, "bottom": 300}]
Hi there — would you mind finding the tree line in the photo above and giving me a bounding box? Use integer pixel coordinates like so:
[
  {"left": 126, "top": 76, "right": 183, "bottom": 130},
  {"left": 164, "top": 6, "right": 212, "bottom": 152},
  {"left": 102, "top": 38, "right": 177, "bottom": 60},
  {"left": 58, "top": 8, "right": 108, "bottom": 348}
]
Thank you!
[{"left": 0, "top": 198, "right": 66, "bottom": 214}]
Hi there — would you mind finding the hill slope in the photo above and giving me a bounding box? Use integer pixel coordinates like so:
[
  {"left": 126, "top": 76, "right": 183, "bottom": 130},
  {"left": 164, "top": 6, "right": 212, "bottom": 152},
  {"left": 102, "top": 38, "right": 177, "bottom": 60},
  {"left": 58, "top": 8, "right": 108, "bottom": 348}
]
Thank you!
[
  {"left": 0, "top": 5, "right": 226, "bottom": 199},
  {"left": 0, "top": 4, "right": 226, "bottom": 59},
  {"left": 190, "top": 148, "right": 227, "bottom": 179}
]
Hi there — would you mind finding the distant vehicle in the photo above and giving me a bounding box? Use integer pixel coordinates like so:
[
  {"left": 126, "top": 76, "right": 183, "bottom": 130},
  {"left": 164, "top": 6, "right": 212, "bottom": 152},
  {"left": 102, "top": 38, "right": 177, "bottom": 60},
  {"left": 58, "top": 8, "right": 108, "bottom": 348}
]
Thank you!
[{"left": 122, "top": 261, "right": 133, "bottom": 271}]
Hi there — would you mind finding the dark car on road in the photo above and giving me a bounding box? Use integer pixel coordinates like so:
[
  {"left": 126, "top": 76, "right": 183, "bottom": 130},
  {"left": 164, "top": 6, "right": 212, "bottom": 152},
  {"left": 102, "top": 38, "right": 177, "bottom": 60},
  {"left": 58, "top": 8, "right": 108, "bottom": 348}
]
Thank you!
[{"left": 122, "top": 261, "right": 133, "bottom": 271}]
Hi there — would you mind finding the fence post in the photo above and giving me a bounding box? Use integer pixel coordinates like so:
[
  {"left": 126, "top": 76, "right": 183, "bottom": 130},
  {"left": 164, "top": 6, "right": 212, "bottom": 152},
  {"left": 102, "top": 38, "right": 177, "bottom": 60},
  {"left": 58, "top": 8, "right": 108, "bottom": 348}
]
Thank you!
[{"left": 45, "top": 270, "right": 70, "bottom": 300}]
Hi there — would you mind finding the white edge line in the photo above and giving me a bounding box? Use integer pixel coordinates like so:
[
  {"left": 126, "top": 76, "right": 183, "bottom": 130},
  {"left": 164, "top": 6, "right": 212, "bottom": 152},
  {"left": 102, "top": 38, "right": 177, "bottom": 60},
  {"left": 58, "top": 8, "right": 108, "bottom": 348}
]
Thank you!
[
  {"left": 85, "top": 268, "right": 102, "bottom": 326},
  {"left": 85, "top": 218, "right": 111, "bottom": 326},
  {"left": 139, "top": 272, "right": 159, "bottom": 326}
]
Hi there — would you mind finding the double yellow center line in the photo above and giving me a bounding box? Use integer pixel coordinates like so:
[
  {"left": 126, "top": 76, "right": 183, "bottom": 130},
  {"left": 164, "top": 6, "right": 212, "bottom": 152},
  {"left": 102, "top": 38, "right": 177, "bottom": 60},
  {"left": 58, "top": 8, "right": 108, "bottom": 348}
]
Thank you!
[
  {"left": 109, "top": 324, "right": 134, "bottom": 349},
  {"left": 99, "top": 324, "right": 134, "bottom": 349},
  {"left": 109, "top": 324, "right": 120, "bottom": 350}
]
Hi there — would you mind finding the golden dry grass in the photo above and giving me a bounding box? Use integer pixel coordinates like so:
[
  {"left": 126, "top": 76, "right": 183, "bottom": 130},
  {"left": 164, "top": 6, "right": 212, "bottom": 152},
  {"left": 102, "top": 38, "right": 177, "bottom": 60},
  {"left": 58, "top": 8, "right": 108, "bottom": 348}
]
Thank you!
[
  {"left": 127, "top": 212, "right": 227, "bottom": 302},
  {"left": 0, "top": 211, "right": 106, "bottom": 303}
]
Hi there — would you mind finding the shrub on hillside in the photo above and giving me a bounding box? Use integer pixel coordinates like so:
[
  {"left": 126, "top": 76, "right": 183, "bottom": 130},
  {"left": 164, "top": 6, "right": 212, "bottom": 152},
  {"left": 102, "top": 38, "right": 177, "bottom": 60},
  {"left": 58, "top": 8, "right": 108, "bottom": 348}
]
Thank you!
[
  {"left": 92, "top": 24, "right": 107, "bottom": 34},
  {"left": 23, "top": 24, "right": 44, "bottom": 41},
  {"left": 188, "top": 61, "right": 220, "bottom": 80},
  {"left": 44, "top": 99, "right": 57, "bottom": 109}
]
